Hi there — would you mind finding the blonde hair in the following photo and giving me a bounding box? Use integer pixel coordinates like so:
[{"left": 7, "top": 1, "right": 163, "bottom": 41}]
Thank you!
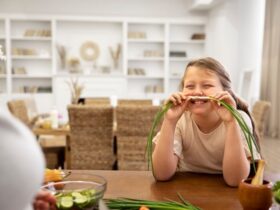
[{"left": 181, "top": 57, "right": 260, "bottom": 150}]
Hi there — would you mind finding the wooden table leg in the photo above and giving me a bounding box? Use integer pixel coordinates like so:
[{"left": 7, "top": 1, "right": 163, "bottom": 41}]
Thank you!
[{"left": 65, "top": 135, "right": 71, "bottom": 169}]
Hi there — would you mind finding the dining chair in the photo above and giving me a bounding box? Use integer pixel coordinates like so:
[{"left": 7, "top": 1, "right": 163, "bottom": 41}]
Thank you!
[
  {"left": 116, "top": 105, "right": 160, "bottom": 170},
  {"left": 251, "top": 100, "right": 271, "bottom": 140},
  {"left": 78, "top": 97, "right": 111, "bottom": 106},
  {"left": 68, "top": 105, "right": 115, "bottom": 170},
  {"left": 7, "top": 99, "right": 30, "bottom": 127},
  {"left": 117, "top": 99, "right": 153, "bottom": 106}
]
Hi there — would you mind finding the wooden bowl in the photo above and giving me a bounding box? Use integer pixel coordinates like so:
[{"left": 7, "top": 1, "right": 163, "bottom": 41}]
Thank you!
[{"left": 238, "top": 178, "right": 273, "bottom": 210}]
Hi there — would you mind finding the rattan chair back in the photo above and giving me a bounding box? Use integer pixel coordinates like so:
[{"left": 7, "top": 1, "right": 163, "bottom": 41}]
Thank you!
[
  {"left": 116, "top": 105, "right": 160, "bottom": 170},
  {"left": 117, "top": 99, "right": 152, "bottom": 106},
  {"left": 78, "top": 97, "right": 111, "bottom": 106},
  {"left": 252, "top": 100, "right": 271, "bottom": 140},
  {"left": 68, "top": 105, "right": 115, "bottom": 170},
  {"left": 7, "top": 99, "right": 30, "bottom": 126}
]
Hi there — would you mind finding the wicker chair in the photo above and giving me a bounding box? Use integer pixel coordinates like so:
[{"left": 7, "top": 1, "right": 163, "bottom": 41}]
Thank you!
[
  {"left": 68, "top": 105, "right": 115, "bottom": 170},
  {"left": 116, "top": 105, "right": 160, "bottom": 170},
  {"left": 7, "top": 99, "right": 30, "bottom": 126},
  {"left": 251, "top": 100, "right": 271, "bottom": 140},
  {"left": 78, "top": 97, "right": 111, "bottom": 106},
  {"left": 117, "top": 99, "right": 152, "bottom": 106}
]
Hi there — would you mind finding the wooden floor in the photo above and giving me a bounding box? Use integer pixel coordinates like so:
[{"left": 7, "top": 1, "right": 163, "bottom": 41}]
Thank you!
[{"left": 261, "top": 136, "right": 280, "bottom": 173}]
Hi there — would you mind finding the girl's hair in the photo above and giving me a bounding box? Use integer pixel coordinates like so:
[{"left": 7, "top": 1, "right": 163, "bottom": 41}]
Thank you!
[{"left": 180, "top": 57, "right": 261, "bottom": 151}]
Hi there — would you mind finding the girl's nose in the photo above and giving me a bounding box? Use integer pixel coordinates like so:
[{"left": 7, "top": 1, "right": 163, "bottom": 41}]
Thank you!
[{"left": 193, "top": 86, "right": 203, "bottom": 95}]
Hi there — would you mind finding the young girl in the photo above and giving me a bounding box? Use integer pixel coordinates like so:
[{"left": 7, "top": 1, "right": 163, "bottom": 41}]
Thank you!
[{"left": 152, "top": 57, "right": 260, "bottom": 187}]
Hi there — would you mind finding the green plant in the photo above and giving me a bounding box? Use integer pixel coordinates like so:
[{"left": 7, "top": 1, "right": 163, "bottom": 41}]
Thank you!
[
  {"left": 273, "top": 181, "right": 280, "bottom": 204},
  {"left": 105, "top": 193, "right": 200, "bottom": 210}
]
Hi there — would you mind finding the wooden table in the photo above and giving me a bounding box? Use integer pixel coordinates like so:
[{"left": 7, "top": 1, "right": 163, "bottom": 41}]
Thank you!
[
  {"left": 65, "top": 170, "right": 243, "bottom": 210},
  {"left": 33, "top": 127, "right": 71, "bottom": 168}
]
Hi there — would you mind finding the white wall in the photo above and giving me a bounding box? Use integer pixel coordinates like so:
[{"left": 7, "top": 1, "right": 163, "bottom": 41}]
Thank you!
[
  {"left": 0, "top": 0, "right": 203, "bottom": 17},
  {"left": 205, "top": 0, "right": 265, "bottom": 107},
  {"left": 237, "top": 0, "right": 265, "bottom": 106},
  {"left": 206, "top": 0, "right": 240, "bottom": 89}
]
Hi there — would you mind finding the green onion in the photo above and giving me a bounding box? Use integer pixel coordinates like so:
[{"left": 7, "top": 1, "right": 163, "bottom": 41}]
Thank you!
[
  {"left": 146, "top": 97, "right": 260, "bottom": 173},
  {"left": 105, "top": 193, "right": 201, "bottom": 210}
]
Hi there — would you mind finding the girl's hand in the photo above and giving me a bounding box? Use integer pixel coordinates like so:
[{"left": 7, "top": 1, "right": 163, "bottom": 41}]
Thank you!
[
  {"left": 164, "top": 92, "right": 190, "bottom": 123},
  {"left": 211, "top": 91, "right": 237, "bottom": 123},
  {"left": 33, "top": 190, "right": 56, "bottom": 210}
]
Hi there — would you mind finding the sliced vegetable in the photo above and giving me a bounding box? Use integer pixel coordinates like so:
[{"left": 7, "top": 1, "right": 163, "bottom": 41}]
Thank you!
[{"left": 55, "top": 189, "right": 97, "bottom": 210}]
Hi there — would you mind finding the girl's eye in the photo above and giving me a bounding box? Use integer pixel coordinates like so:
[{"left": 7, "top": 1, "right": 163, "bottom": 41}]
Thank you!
[
  {"left": 185, "top": 85, "right": 194, "bottom": 89},
  {"left": 203, "top": 84, "right": 213, "bottom": 88}
]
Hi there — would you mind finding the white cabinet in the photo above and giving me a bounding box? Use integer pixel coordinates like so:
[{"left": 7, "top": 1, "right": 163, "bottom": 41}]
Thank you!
[
  {"left": 0, "top": 19, "right": 7, "bottom": 94},
  {"left": 167, "top": 22, "right": 206, "bottom": 95},
  {"left": 0, "top": 15, "right": 206, "bottom": 113},
  {"left": 126, "top": 22, "right": 165, "bottom": 98},
  {"left": 10, "top": 19, "right": 53, "bottom": 94},
  {"left": 55, "top": 19, "right": 123, "bottom": 75}
]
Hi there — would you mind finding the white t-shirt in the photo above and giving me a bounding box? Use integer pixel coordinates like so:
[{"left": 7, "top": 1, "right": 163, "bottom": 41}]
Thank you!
[{"left": 154, "top": 111, "right": 260, "bottom": 174}]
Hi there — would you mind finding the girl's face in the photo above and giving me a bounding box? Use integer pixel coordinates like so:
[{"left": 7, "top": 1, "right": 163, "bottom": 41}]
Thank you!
[{"left": 183, "top": 66, "right": 224, "bottom": 114}]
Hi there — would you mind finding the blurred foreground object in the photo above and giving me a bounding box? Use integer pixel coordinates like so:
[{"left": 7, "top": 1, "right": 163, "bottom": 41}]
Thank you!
[{"left": 0, "top": 113, "right": 45, "bottom": 210}]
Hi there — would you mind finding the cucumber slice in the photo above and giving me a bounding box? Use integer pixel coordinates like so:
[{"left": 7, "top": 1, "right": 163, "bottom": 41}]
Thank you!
[
  {"left": 60, "top": 196, "right": 73, "bottom": 209},
  {"left": 74, "top": 195, "right": 88, "bottom": 205},
  {"left": 72, "top": 192, "right": 83, "bottom": 198}
]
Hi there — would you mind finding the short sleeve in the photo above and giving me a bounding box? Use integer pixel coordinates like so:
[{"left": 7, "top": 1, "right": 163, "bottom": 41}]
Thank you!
[
  {"left": 239, "top": 111, "right": 261, "bottom": 160},
  {"left": 152, "top": 122, "right": 183, "bottom": 158}
]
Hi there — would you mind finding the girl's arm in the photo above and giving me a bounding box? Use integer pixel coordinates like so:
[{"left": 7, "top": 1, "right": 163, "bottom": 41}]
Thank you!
[
  {"left": 223, "top": 120, "right": 250, "bottom": 187},
  {"left": 152, "top": 118, "right": 179, "bottom": 181},
  {"left": 152, "top": 92, "right": 189, "bottom": 181},
  {"left": 212, "top": 91, "right": 250, "bottom": 186}
]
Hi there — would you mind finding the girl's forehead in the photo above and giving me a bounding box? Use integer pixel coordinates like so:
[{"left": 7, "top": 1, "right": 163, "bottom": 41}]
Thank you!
[{"left": 185, "top": 66, "right": 218, "bottom": 79}]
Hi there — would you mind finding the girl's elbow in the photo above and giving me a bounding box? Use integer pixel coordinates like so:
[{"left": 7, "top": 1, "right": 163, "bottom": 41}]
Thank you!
[
  {"left": 153, "top": 172, "right": 174, "bottom": 181},
  {"left": 224, "top": 178, "right": 240, "bottom": 187},
  {"left": 224, "top": 175, "right": 246, "bottom": 187}
]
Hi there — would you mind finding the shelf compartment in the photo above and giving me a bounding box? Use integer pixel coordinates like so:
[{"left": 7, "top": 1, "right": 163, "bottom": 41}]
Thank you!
[
  {"left": 127, "top": 78, "right": 164, "bottom": 99},
  {"left": 169, "top": 23, "right": 205, "bottom": 42},
  {"left": 56, "top": 20, "right": 123, "bottom": 73},
  {"left": 12, "top": 77, "right": 52, "bottom": 94},
  {"left": 128, "top": 23, "right": 164, "bottom": 41},
  {"left": 128, "top": 42, "right": 164, "bottom": 60},
  {"left": 10, "top": 19, "right": 51, "bottom": 38},
  {"left": 11, "top": 37, "right": 52, "bottom": 41},
  {"left": 127, "top": 60, "right": 164, "bottom": 78}
]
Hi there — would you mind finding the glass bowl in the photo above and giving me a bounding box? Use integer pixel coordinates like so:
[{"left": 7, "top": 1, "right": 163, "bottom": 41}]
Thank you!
[{"left": 41, "top": 174, "right": 107, "bottom": 210}]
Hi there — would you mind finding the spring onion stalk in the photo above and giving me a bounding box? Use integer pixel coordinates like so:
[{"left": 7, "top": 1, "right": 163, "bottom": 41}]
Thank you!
[
  {"left": 146, "top": 97, "right": 260, "bottom": 174},
  {"left": 105, "top": 193, "right": 201, "bottom": 210},
  {"left": 146, "top": 101, "right": 173, "bottom": 172}
]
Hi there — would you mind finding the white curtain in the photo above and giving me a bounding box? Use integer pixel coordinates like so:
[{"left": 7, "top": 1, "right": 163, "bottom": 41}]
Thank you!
[{"left": 260, "top": 0, "right": 280, "bottom": 138}]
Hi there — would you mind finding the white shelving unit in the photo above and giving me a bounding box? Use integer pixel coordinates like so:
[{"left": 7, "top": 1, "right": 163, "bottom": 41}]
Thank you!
[
  {"left": 0, "top": 15, "right": 206, "bottom": 114},
  {"left": 167, "top": 22, "right": 206, "bottom": 95},
  {"left": 0, "top": 18, "right": 7, "bottom": 95},
  {"left": 10, "top": 18, "right": 53, "bottom": 96},
  {"left": 126, "top": 22, "right": 166, "bottom": 98}
]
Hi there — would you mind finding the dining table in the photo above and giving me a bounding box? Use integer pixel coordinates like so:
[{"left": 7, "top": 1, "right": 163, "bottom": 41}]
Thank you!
[
  {"left": 64, "top": 170, "right": 245, "bottom": 210},
  {"left": 33, "top": 127, "right": 71, "bottom": 168}
]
